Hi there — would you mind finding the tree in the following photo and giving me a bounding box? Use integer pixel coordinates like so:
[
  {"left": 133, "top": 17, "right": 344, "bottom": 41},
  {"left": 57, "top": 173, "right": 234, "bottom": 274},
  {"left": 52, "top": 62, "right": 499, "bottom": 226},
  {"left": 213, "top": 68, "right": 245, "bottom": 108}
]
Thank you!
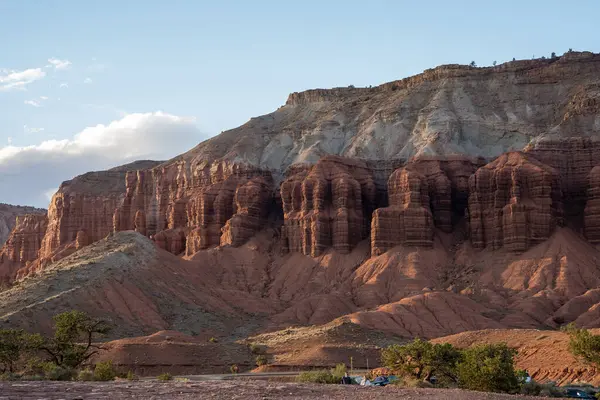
[
  {"left": 493, "top": 61, "right": 497, "bottom": 66},
  {"left": 551, "top": 52, "right": 557, "bottom": 58},
  {"left": 457, "top": 343, "right": 519, "bottom": 393},
  {"left": 469, "top": 61, "right": 476, "bottom": 67},
  {"left": 381, "top": 339, "right": 462, "bottom": 382},
  {"left": 39, "top": 311, "right": 111, "bottom": 368},
  {"left": 562, "top": 324, "right": 600, "bottom": 365},
  {"left": 512, "top": 57, "right": 516, "bottom": 61},
  {"left": 0, "top": 329, "right": 41, "bottom": 373}
]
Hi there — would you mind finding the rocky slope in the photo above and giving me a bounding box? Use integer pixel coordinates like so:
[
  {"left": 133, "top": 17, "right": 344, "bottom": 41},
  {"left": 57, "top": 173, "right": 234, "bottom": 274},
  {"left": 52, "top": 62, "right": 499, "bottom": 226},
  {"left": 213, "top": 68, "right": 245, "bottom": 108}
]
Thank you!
[
  {"left": 0, "top": 204, "right": 45, "bottom": 246},
  {"left": 2, "top": 52, "right": 600, "bottom": 353}
]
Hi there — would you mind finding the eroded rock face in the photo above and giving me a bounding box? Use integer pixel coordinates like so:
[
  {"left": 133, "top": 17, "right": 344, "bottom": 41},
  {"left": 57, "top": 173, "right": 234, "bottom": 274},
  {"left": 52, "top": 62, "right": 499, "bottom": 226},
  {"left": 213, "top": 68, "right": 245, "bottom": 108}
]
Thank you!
[
  {"left": 468, "top": 152, "right": 563, "bottom": 252},
  {"left": 371, "top": 168, "right": 433, "bottom": 255},
  {"left": 0, "top": 204, "right": 46, "bottom": 246},
  {"left": 584, "top": 166, "right": 600, "bottom": 243},
  {"left": 114, "top": 160, "right": 274, "bottom": 255},
  {"left": 0, "top": 214, "right": 48, "bottom": 282},
  {"left": 281, "top": 156, "right": 376, "bottom": 257}
]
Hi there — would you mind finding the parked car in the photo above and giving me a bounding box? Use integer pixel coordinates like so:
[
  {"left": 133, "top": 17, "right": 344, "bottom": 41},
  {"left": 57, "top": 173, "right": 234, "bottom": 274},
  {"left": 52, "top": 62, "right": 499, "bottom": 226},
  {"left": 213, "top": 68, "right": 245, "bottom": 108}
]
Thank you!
[
  {"left": 564, "top": 388, "right": 597, "bottom": 399},
  {"left": 371, "top": 376, "right": 390, "bottom": 386}
]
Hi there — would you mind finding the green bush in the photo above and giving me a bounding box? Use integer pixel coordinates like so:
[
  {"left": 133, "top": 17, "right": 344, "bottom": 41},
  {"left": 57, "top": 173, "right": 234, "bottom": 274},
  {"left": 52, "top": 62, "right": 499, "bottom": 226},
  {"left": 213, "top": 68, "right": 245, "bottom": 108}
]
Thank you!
[
  {"left": 157, "top": 372, "right": 173, "bottom": 381},
  {"left": 457, "top": 343, "right": 519, "bottom": 393},
  {"left": 331, "top": 363, "right": 346, "bottom": 381},
  {"left": 255, "top": 354, "right": 268, "bottom": 366},
  {"left": 93, "top": 360, "right": 116, "bottom": 381},
  {"left": 297, "top": 370, "right": 338, "bottom": 384},
  {"left": 249, "top": 343, "right": 264, "bottom": 355},
  {"left": 562, "top": 324, "right": 600, "bottom": 366},
  {"left": 126, "top": 370, "right": 138, "bottom": 381},
  {"left": 0, "top": 372, "right": 20, "bottom": 381},
  {"left": 41, "top": 362, "right": 75, "bottom": 381},
  {"left": 77, "top": 368, "right": 94, "bottom": 381},
  {"left": 381, "top": 338, "right": 461, "bottom": 382}
]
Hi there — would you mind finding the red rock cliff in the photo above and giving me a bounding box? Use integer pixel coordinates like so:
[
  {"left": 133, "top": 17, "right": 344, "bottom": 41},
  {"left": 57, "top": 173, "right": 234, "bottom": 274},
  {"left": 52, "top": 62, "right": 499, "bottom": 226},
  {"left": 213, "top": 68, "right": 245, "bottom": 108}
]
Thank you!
[
  {"left": 468, "top": 152, "right": 563, "bottom": 252},
  {"left": 281, "top": 156, "right": 376, "bottom": 257},
  {"left": 0, "top": 214, "right": 48, "bottom": 282}
]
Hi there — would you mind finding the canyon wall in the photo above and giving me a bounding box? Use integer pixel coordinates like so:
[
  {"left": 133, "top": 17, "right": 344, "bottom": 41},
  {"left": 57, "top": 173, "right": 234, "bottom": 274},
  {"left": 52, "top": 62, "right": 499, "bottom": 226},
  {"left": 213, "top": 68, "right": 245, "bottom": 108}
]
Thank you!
[
  {"left": 0, "top": 204, "right": 46, "bottom": 246},
  {"left": 2, "top": 52, "right": 600, "bottom": 282}
]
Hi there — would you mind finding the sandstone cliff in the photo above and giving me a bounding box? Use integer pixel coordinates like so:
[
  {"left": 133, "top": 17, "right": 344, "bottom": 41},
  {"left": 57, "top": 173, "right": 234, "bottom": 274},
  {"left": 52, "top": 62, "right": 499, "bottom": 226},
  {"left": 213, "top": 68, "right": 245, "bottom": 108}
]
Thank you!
[{"left": 0, "top": 204, "right": 46, "bottom": 245}]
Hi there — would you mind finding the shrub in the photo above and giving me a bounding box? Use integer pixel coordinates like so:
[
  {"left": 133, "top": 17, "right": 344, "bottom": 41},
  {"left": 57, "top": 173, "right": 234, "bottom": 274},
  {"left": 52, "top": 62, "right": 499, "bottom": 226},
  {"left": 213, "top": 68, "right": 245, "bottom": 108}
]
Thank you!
[
  {"left": 93, "top": 360, "right": 116, "bottom": 381},
  {"left": 249, "top": 343, "right": 264, "bottom": 355},
  {"left": 77, "top": 368, "right": 94, "bottom": 381},
  {"left": 0, "top": 372, "right": 20, "bottom": 381},
  {"left": 562, "top": 324, "right": 600, "bottom": 366},
  {"left": 41, "top": 362, "right": 75, "bottom": 381},
  {"left": 208, "top": 337, "right": 218, "bottom": 343},
  {"left": 381, "top": 339, "right": 461, "bottom": 382},
  {"left": 457, "top": 343, "right": 519, "bottom": 393},
  {"left": 230, "top": 364, "right": 239, "bottom": 374},
  {"left": 126, "top": 370, "right": 138, "bottom": 381},
  {"left": 297, "top": 370, "right": 338, "bottom": 384},
  {"left": 256, "top": 354, "right": 268, "bottom": 366},
  {"left": 157, "top": 372, "right": 173, "bottom": 381},
  {"left": 331, "top": 363, "right": 346, "bottom": 381}
]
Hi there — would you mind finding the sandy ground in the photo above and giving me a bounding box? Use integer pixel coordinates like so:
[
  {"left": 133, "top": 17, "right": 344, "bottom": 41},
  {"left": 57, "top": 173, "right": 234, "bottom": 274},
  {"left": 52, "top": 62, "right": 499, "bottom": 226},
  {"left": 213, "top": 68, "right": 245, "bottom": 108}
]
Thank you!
[{"left": 0, "top": 380, "right": 553, "bottom": 400}]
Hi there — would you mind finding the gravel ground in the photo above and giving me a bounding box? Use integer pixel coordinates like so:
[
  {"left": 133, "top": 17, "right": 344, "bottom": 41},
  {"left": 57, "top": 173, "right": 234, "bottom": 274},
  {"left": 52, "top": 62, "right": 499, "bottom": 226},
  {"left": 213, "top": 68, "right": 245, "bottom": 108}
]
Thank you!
[{"left": 0, "top": 380, "right": 552, "bottom": 399}]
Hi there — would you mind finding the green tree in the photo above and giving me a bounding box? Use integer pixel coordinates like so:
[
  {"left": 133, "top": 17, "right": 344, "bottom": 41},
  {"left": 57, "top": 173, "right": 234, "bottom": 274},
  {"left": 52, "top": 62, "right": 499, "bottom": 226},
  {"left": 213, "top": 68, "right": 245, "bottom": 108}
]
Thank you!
[
  {"left": 381, "top": 339, "right": 462, "bottom": 382},
  {"left": 0, "top": 329, "right": 41, "bottom": 373},
  {"left": 551, "top": 52, "right": 557, "bottom": 58},
  {"left": 39, "top": 311, "right": 111, "bottom": 368},
  {"left": 562, "top": 323, "right": 600, "bottom": 365},
  {"left": 457, "top": 343, "right": 519, "bottom": 393},
  {"left": 469, "top": 61, "right": 476, "bottom": 67},
  {"left": 493, "top": 61, "right": 497, "bottom": 66}
]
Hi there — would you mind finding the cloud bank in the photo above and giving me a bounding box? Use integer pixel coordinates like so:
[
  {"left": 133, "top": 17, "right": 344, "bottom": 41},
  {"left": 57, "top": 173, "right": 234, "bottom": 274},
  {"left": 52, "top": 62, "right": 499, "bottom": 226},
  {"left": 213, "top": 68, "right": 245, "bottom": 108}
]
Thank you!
[
  {"left": 0, "top": 68, "right": 46, "bottom": 91},
  {"left": 0, "top": 112, "right": 205, "bottom": 207}
]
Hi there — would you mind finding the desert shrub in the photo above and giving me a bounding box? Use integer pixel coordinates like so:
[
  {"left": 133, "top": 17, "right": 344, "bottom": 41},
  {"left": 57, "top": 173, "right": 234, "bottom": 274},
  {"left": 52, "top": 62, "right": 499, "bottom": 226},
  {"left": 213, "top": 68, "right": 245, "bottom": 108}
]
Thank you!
[
  {"left": 77, "top": 368, "right": 94, "bottom": 381},
  {"left": 381, "top": 339, "right": 461, "bottom": 382},
  {"left": 539, "top": 382, "right": 564, "bottom": 397},
  {"left": 93, "top": 360, "right": 116, "bottom": 381},
  {"left": 519, "top": 380, "right": 542, "bottom": 396},
  {"left": 255, "top": 354, "right": 268, "bottom": 366},
  {"left": 157, "top": 372, "right": 173, "bottom": 381},
  {"left": 230, "top": 364, "right": 239, "bottom": 374},
  {"left": 208, "top": 337, "right": 218, "bottom": 343},
  {"left": 331, "top": 363, "right": 346, "bottom": 381},
  {"left": 41, "top": 362, "right": 75, "bottom": 381},
  {"left": 0, "top": 372, "right": 20, "bottom": 381},
  {"left": 20, "top": 374, "right": 44, "bottom": 381},
  {"left": 562, "top": 324, "right": 600, "bottom": 366},
  {"left": 297, "top": 370, "right": 338, "bottom": 384},
  {"left": 249, "top": 343, "right": 264, "bottom": 355},
  {"left": 126, "top": 370, "right": 138, "bottom": 381},
  {"left": 457, "top": 343, "right": 519, "bottom": 393}
]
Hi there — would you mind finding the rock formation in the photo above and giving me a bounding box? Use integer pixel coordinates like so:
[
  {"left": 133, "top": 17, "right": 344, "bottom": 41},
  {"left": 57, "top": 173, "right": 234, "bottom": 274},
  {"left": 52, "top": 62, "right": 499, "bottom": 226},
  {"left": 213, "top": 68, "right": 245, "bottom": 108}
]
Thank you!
[
  {"left": 0, "top": 214, "right": 48, "bottom": 282},
  {"left": 371, "top": 167, "right": 433, "bottom": 255},
  {"left": 585, "top": 166, "right": 600, "bottom": 243},
  {"left": 0, "top": 204, "right": 46, "bottom": 246},
  {"left": 468, "top": 152, "right": 563, "bottom": 252},
  {"left": 281, "top": 156, "right": 376, "bottom": 256}
]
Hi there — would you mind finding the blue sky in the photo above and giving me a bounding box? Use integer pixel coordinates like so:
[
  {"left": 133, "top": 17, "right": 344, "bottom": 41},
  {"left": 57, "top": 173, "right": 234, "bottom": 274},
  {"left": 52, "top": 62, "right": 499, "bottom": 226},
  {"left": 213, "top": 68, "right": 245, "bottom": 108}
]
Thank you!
[{"left": 1, "top": 0, "right": 599, "bottom": 207}]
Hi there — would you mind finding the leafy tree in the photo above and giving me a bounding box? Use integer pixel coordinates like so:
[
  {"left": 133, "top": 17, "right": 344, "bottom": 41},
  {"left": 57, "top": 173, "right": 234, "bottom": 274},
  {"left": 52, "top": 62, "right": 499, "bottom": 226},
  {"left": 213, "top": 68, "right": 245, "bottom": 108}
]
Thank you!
[
  {"left": 551, "top": 52, "right": 557, "bottom": 58},
  {"left": 381, "top": 339, "right": 462, "bottom": 382},
  {"left": 512, "top": 57, "right": 516, "bottom": 61},
  {"left": 457, "top": 343, "right": 519, "bottom": 393},
  {"left": 39, "top": 311, "right": 111, "bottom": 368},
  {"left": 0, "top": 329, "right": 41, "bottom": 373},
  {"left": 493, "top": 61, "right": 497, "bottom": 66},
  {"left": 469, "top": 61, "right": 476, "bottom": 67},
  {"left": 562, "top": 323, "right": 600, "bottom": 365}
]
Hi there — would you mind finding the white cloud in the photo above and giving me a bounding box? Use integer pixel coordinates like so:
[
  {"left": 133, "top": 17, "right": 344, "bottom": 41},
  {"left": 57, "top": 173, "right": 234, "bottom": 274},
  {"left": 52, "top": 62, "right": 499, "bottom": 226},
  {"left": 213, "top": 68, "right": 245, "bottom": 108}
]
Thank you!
[
  {"left": 47, "top": 58, "right": 72, "bottom": 70},
  {"left": 83, "top": 77, "right": 92, "bottom": 84},
  {"left": 59, "top": 82, "right": 68, "bottom": 88},
  {"left": 24, "top": 100, "right": 41, "bottom": 107},
  {"left": 0, "top": 112, "right": 204, "bottom": 207},
  {"left": 39, "top": 96, "right": 48, "bottom": 100},
  {"left": 23, "top": 125, "right": 45, "bottom": 134},
  {"left": 0, "top": 68, "right": 46, "bottom": 91}
]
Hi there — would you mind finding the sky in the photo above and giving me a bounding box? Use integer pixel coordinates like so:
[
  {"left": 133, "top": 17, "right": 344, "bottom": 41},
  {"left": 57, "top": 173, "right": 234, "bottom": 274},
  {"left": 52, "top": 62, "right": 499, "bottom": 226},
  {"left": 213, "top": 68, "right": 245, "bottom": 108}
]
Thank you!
[{"left": 1, "top": 0, "right": 599, "bottom": 207}]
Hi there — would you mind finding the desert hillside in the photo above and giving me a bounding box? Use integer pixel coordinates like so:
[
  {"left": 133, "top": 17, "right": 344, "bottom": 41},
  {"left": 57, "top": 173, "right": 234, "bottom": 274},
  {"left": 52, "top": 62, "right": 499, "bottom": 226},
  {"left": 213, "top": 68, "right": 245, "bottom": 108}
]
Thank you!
[{"left": 1, "top": 52, "right": 600, "bottom": 358}]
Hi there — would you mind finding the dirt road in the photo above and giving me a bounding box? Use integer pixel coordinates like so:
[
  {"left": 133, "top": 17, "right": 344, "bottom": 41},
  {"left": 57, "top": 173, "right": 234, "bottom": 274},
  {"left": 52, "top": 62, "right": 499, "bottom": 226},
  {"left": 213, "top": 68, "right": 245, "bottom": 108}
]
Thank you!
[{"left": 0, "top": 380, "right": 553, "bottom": 399}]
